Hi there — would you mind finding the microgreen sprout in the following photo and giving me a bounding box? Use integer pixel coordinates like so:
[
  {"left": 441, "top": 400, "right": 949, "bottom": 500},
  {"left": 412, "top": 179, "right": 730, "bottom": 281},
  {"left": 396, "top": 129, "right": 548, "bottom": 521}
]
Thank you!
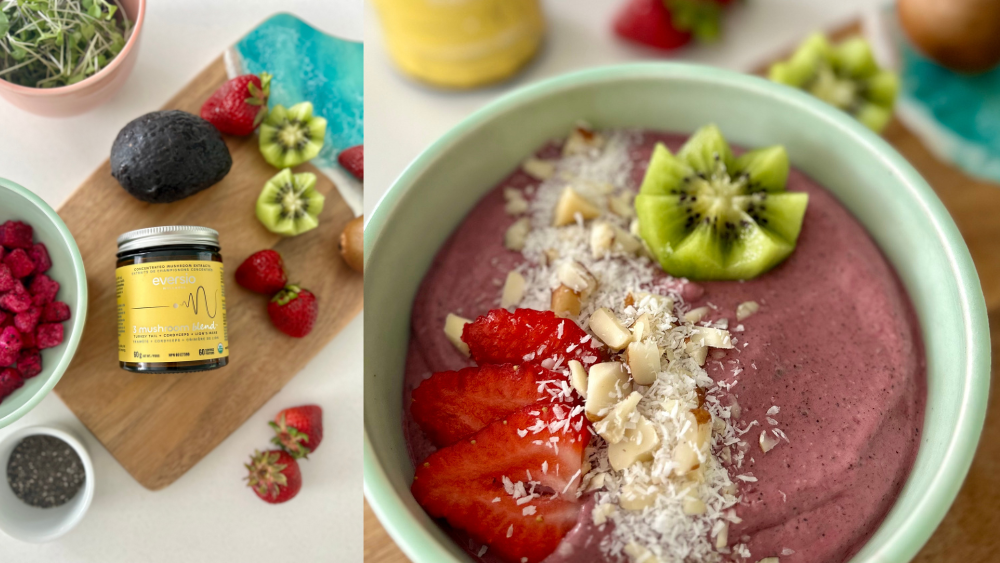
[{"left": 0, "top": 0, "right": 132, "bottom": 88}]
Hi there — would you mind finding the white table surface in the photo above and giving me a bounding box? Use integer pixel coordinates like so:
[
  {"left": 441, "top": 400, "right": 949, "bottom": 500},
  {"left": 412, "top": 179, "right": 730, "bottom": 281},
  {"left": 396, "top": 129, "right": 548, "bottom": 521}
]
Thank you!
[
  {"left": 364, "top": 0, "right": 884, "bottom": 218},
  {"left": 0, "top": 1, "right": 363, "bottom": 562}
]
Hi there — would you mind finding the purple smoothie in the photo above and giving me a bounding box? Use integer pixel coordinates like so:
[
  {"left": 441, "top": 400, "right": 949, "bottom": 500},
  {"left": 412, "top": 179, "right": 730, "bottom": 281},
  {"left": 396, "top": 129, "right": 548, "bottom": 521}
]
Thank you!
[{"left": 402, "top": 131, "right": 926, "bottom": 563}]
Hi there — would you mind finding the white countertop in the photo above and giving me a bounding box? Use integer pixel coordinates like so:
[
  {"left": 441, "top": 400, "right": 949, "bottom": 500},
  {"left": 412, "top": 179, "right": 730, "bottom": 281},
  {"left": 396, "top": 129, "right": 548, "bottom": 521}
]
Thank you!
[
  {"left": 364, "top": 0, "right": 882, "bottom": 217},
  {"left": 0, "top": 1, "right": 363, "bottom": 562}
]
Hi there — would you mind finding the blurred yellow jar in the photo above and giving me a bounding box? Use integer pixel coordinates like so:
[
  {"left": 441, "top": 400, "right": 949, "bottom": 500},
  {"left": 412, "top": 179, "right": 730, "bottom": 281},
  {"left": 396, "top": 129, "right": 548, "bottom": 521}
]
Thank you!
[{"left": 372, "top": 0, "right": 545, "bottom": 89}]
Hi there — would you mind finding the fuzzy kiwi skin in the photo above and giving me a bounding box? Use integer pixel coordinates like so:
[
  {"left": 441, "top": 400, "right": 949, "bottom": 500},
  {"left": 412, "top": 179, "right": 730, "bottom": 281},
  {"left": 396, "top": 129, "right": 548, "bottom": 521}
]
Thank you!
[
  {"left": 898, "top": 0, "right": 1000, "bottom": 74},
  {"left": 111, "top": 110, "right": 232, "bottom": 203},
  {"left": 339, "top": 216, "right": 364, "bottom": 273}
]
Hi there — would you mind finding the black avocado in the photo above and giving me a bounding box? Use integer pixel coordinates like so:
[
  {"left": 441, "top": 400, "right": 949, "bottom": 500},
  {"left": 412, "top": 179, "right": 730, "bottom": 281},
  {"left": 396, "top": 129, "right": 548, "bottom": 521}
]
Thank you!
[{"left": 110, "top": 110, "right": 233, "bottom": 203}]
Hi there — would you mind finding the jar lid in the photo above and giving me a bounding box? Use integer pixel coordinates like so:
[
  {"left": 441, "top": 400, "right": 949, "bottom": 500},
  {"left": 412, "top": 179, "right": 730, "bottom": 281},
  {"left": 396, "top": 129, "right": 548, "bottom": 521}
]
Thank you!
[{"left": 117, "top": 226, "right": 220, "bottom": 253}]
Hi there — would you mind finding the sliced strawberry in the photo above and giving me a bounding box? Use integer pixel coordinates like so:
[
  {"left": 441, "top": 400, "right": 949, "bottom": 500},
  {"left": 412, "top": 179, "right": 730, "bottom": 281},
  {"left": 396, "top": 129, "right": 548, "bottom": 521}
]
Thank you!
[
  {"left": 412, "top": 403, "right": 589, "bottom": 563},
  {"left": 613, "top": 0, "right": 692, "bottom": 50},
  {"left": 412, "top": 363, "right": 576, "bottom": 447},
  {"left": 462, "top": 309, "right": 605, "bottom": 370}
]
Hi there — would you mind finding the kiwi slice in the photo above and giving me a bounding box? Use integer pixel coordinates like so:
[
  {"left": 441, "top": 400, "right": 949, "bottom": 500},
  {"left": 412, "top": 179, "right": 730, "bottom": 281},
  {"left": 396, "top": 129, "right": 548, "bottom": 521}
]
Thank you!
[
  {"left": 259, "top": 102, "right": 328, "bottom": 168},
  {"left": 769, "top": 34, "right": 898, "bottom": 132},
  {"left": 256, "top": 169, "right": 325, "bottom": 236},
  {"left": 634, "top": 125, "right": 808, "bottom": 280}
]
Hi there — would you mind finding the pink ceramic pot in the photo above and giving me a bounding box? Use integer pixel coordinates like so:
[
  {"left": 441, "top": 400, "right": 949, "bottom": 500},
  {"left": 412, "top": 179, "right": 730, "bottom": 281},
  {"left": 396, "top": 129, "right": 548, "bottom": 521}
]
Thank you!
[{"left": 0, "top": 0, "right": 146, "bottom": 117}]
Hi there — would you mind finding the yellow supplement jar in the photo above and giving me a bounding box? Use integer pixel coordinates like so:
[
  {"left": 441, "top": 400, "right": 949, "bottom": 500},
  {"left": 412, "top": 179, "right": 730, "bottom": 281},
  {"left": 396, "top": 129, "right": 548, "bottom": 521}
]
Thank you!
[
  {"left": 116, "top": 226, "right": 229, "bottom": 373},
  {"left": 372, "top": 0, "right": 545, "bottom": 89}
]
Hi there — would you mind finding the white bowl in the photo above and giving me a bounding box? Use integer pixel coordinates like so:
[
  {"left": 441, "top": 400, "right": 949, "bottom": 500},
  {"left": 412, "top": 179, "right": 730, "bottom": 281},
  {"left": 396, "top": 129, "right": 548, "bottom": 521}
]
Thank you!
[{"left": 0, "top": 426, "right": 95, "bottom": 542}]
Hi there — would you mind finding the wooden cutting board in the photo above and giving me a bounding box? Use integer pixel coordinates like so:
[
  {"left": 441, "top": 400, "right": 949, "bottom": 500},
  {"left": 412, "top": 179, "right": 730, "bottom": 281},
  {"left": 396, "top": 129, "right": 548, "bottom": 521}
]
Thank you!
[
  {"left": 365, "top": 21, "right": 1000, "bottom": 563},
  {"left": 52, "top": 56, "right": 363, "bottom": 491}
]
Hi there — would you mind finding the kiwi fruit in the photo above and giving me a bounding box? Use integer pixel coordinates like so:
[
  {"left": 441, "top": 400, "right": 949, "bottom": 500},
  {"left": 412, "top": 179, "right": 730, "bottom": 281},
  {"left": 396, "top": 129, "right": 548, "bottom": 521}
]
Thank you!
[
  {"left": 256, "top": 169, "right": 325, "bottom": 236},
  {"left": 259, "top": 102, "right": 328, "bottom": 168},
  {"left": 770, "top": 34, "right": 898, "bottom": 132},
  {"left": 634, "top": 124, "right": 808, "bottom": 281},
  {"left": 339, "top": 216, "right": 364, "bottom": 273}
]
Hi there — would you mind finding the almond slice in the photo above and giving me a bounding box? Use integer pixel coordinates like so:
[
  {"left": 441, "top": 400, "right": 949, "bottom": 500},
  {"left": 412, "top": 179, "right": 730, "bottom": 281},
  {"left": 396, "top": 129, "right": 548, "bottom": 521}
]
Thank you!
[
  {"left": 522, "top": 157, "right": 555, "bottom": 180},
  {"left": 759, "top": 430, "right": 780, "bottom": 453},
  {"left": 627, "top": 340, "right": 660, "bottom": 385},
  {"left": 556, "top": 260, "right": 596, "bottom": 296},
  {"left": 595, "top": 391, "right": 642, "bottom": 443},
  {"left": 443, "top": 313, "right": 471, "bottom": 357},
  {"left": 589, "top": 222, "right": 615, "bottom": 258},
  {"left": 608, "top": 414, "right": 660, "bottom": 471},
  {"left": 550, "top": 285, "right": 582, "bottom": 318},
  {"left": 589, "top": 308, "right": 631, "bottom": 351},
  {"left": 736, "top": 300, "right": 760, "bottom": 321},
  {"left": 568, "top": 360, "right": 588, "bottom": 398},
  {"left": 682, "top": 495, "right": 706, "bottom": 516},
  {"left": 630, "top": 313, "right": 652, "bottom": 342},
  {"left": 562, "top": 123, "right": 605, "bottom": 157},
  {"left": 607, "top": 191, "right": 635, "bottom": 218},
  {"left": 691, "top": 326, "right": 734, "bottom": 349},
  {"left": 624, "top": 542, "right": 661, "bottom": 563},
  {"left": 503, "top": 188, "right": 529, "bottom": 215},
  {"left": 715, "top": 521, "right": 730, "bottom": 549},
  {"left": 585, "top": 362, "right": 631, "bottom": 421},
  {"left": 592, "top": 503, "right": 617, "bottom": 526},
  {"left": 553, "top": 187, "right": 601, "bottom": 226},
  {"left": 500, "top": 271, "right": 526, "bottom": 309},
  {"left": 504, "top": 217, "right": 531, "bottom": 251},
  {"left": 684, "top": 306, "right": 710, "bottom": 324}
]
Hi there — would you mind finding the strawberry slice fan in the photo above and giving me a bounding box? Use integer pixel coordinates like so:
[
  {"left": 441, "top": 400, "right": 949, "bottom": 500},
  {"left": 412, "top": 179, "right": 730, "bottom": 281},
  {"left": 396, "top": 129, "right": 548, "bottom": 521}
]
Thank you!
[
  {"left": 410, "top": 309, "right": 607, "bottom": 563},
  {"left": 613, "top": 0, "right": 731, "bottom": 51}
]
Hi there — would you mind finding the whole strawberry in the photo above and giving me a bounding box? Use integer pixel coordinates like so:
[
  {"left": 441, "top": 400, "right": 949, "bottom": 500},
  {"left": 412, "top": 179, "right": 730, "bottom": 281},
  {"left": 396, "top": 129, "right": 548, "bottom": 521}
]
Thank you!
[
  {"left": 245, "top": 449, "right": 302, "bottom": 504},
  {"left": 338, "top": 145, "right": 364, "bottom": 181},
  {"left": 270, "top": 405, "right": 324, "bottom": 459},
  {"left": 614, "top": 0, "right": 726, "bottom": 51},
  {"left": 200, "top": 72, "right": 272, "bottom": 136},
  {"left": 235, "top": 250, "right": 287, "bottom": 295},
  {"left": 267, "top": 285, "right": 318, "bottom": 338}
]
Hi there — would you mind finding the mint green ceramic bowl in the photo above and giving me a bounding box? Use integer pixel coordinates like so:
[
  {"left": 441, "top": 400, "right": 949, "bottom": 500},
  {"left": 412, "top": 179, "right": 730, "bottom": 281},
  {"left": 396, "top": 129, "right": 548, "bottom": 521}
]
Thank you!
[
  {"left": 364, "top": 63, "right": 990, "bottom": 563},
  {"left": 0, "top": 178, "right": 88, "bottom": 429}
]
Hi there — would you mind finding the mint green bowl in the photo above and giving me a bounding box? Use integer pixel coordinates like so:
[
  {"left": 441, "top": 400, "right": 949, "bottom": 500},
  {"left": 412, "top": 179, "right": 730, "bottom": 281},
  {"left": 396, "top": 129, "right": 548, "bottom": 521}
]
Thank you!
[
  {"left": 0, "top": 178, "right": 88, "bottom": 429},
  {"left": 364, "top": 63, "right": 990, "bottom": 563}
]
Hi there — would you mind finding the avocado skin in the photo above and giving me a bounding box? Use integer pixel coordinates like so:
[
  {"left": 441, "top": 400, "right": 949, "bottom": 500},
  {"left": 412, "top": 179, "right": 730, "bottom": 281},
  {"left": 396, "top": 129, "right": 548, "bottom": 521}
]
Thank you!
[{"left": 111, "top": 110, "right": 233, "bottom": 204}]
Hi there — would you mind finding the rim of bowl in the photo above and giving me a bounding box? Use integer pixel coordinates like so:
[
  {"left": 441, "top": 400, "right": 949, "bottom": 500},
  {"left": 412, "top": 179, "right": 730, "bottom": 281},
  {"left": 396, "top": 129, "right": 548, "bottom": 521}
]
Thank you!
[
  {"left": 0, "top": 425, "right": 95, "bottom": 542},
  {"left": 363, "top": 63, "right": 991, "bottom": 563},
  {"left": 0, "top": 177, "right": 89, "bottom": 429},
  {"left": 0, "top": 0, "right": 146, "bottom": 95}
]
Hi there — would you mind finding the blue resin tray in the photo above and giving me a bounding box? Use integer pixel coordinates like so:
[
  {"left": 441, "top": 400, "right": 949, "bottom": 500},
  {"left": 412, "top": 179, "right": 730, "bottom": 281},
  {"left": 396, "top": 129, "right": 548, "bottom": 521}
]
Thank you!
[
  {"left": 866, "top": 6, "right": 1000, "bottom": 184},
  {"left": 226, "top": 13, "right": 364, "bottom": 211}
]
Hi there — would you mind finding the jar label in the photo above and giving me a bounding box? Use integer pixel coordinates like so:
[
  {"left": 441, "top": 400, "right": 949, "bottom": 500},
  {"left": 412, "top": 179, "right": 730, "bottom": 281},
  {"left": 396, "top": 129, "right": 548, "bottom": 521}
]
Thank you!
[{"left": 116, "top": 261, "right": 229, "bottom": 363}]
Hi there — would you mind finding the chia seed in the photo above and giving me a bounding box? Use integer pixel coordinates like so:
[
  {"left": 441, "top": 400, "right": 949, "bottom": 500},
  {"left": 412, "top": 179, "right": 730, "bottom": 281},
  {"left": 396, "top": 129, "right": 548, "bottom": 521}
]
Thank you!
[{"left": 6, "top": 435, "right": 86, "bottom": 508}]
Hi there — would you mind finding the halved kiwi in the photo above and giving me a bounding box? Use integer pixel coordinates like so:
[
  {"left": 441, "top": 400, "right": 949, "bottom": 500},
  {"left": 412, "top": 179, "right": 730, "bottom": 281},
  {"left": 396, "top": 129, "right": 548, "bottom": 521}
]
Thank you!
[
  {"left": 634, "top": 125, "right": 808, "bottom": 280},
  {"left": 259, "top": 102, "right": 328, "bottom": 168},
  {"left": 256, "top": 169, "right": 325, "bottom": 236},
  {"left": 769, "top": 34, "right": 898, "bottom": 132}
]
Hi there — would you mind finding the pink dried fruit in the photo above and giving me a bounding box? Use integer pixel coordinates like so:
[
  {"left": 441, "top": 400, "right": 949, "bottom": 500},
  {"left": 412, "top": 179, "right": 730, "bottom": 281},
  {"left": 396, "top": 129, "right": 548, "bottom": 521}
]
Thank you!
[
  {"left": 28, "top": 274, "right": 59, "bottom": 306},
  {"left": 0, "top": 264, "right": 14, "bottom": 292},
  {"left": 28, "top": 243, "right": 51, "bottom": 274},
  {"left": 16, "top": 348, "right": 41, "bottom": 379},
  {"left": 14, "top": 307, "right": 40, "bottom": 334},
  {"left": 36, "top": 323, "right": 63, "bottom": 349},
  {"left": 3, "top": 248, "right": 34, "bottom": 278},
  {"left": 0, "top": 284, "right": 32, "bottom": 313},
  {"left": 0, "top": 368, "right": 23, "bottom": 401},
  {"left": 41, "top": 302, "right": 70, "bottom": 323},
  {"left": 0, "top": 221, "right": 33, "bottom": 249},
  {"left": 0, "top": 325, "right": 22, "bottom": 357}
]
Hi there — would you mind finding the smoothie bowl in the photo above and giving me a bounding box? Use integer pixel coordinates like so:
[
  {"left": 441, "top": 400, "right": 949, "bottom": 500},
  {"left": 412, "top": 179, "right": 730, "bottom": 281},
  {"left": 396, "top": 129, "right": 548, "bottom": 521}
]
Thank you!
[{"left": 364, "top": 64, "right": 990, "bottom": 563}]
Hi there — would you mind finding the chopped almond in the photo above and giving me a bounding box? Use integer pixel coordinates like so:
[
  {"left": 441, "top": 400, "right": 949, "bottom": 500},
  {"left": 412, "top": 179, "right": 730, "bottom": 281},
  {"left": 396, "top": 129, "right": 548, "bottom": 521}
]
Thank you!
[
  {"left": 585, "top": 362, "right": 631, "bottom": 421},
  {"left": 443, "top": 313, "right": 471, "bottom": 357},
  {"left": 589, "top": 308, "right": 631, "bottom": 351},
  {"left": 522, "top": 157, "right": 555, "bottom": 180},
  {"left": 736, "top": 300, "right": 760, "bottom": 321},
  {"left": 500, "top": 271, "right": 526, "bottom": 309},
  {"left": 627, "top": 340, "right": 660, "bottom": 385},
  {"left": 553, "top": 187, "right": 601, "bottom": 226},
  {"left": 568, "top": 360, "right": 588, "bottom": 398},
  {"left": 550, "top": 285, "right": 582, "bottom": 318},
  {"left": 504, "top": 217, "right": 531, "bottom": 251}
]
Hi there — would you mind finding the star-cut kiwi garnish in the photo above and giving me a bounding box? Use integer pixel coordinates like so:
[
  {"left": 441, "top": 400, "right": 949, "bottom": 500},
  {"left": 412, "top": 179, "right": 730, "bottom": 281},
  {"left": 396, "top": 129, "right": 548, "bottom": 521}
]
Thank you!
[
  {"left": 634, "top": 125, "right": 808, "bottom": 281},
  {"left": 769, "top": 33, "right": 898, "bottom": 132}
]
